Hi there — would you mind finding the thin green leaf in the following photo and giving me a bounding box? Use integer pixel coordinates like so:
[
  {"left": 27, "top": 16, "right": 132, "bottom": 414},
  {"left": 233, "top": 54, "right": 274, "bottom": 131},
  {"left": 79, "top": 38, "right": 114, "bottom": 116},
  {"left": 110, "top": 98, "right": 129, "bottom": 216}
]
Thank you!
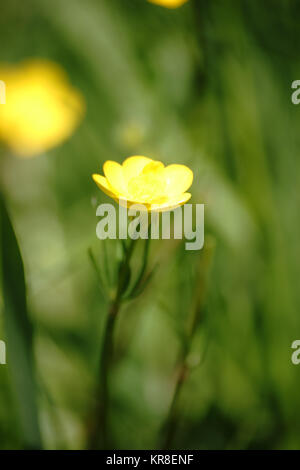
[
  {"left": 126, "top": 236, "right": 151, "bottom": 299},
  {"left": 127, "top": 261, "right": 158, "bottom": 300},
  {"left": 88, "top": 247, "right": 108, "bottom": 299}
]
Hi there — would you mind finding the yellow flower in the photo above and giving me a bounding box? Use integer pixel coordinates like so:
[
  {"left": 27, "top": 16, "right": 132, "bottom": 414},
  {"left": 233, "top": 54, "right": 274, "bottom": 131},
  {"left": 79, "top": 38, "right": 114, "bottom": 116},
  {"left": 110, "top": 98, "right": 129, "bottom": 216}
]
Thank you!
[
  {"left": 148, "top": 0, "right": 189, "bottom": 8},
  {"left": 0, "top": 59, "right": 84, "bottom": 157},
  {"left": 93, "top": 156, "right": 193, "bottom": 212}
]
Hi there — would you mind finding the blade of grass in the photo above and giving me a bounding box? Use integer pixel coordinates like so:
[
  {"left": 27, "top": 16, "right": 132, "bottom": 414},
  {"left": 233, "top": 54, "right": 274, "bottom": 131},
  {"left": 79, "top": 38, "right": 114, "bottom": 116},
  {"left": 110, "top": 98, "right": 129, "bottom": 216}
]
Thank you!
[{"left": 0, "top": 193, "right": 42, "bottom": 449}]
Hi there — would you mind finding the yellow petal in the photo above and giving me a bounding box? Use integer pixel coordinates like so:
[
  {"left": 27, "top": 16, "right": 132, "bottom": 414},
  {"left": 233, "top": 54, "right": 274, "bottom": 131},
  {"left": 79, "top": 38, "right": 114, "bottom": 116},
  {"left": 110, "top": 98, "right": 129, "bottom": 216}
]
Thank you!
[
  {"left": 142, "top": 161, "right": 165, "bottom": 174},
  {"left": 150, "top": 192, "right": 191, "bottom": 212},
  {"left": 103, "top": 160, "right": 128, "bottom": 196},
  {"left": 92, "top": 174, "right": 116, "bottom": 199},
  {"left": 148, "top": 0, "right": 189, "bottom": 8},
  {"left": 122, "top": 155, "right": 153, "bottom": 181},
  {"left": 164, "top": 164, "right": 193, "bottom": 197}
]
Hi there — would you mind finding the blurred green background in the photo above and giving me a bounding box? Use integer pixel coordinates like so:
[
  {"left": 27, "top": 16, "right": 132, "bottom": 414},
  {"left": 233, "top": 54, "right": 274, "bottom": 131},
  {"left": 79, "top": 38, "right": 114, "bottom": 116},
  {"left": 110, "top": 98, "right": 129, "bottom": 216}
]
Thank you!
[{"left": 1, "top": 0, "right": 300, "bottom": 450}]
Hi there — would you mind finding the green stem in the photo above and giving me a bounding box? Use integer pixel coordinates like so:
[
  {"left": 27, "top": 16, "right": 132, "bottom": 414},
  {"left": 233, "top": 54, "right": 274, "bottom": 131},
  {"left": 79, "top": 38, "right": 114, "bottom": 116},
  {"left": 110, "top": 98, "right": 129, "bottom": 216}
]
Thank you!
[
  {"left": 161, "top": 242, "right": 215, "bottom": 450},
  {"left": 88, "top": 300, "right": 119, "bottom": 449},
  {"left": 162, "top": 356, "right": 188, "bottom": 450},
  {"left": 87, "top": 238, "right": 136, "bottom": 449}
]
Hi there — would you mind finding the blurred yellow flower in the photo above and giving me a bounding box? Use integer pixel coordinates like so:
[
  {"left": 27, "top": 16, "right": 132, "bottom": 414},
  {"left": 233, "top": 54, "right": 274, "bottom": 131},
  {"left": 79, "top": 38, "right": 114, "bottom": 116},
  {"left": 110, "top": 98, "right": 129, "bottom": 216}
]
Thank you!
[
  {"left": 93, "top": 156, "right": 193, "bottom": 212},
  {"left": 148, "top": 0, "right": 189, "bottom": 8},
  {"left": 0, "top": 59, "right": 84, "bottom": 157}
]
